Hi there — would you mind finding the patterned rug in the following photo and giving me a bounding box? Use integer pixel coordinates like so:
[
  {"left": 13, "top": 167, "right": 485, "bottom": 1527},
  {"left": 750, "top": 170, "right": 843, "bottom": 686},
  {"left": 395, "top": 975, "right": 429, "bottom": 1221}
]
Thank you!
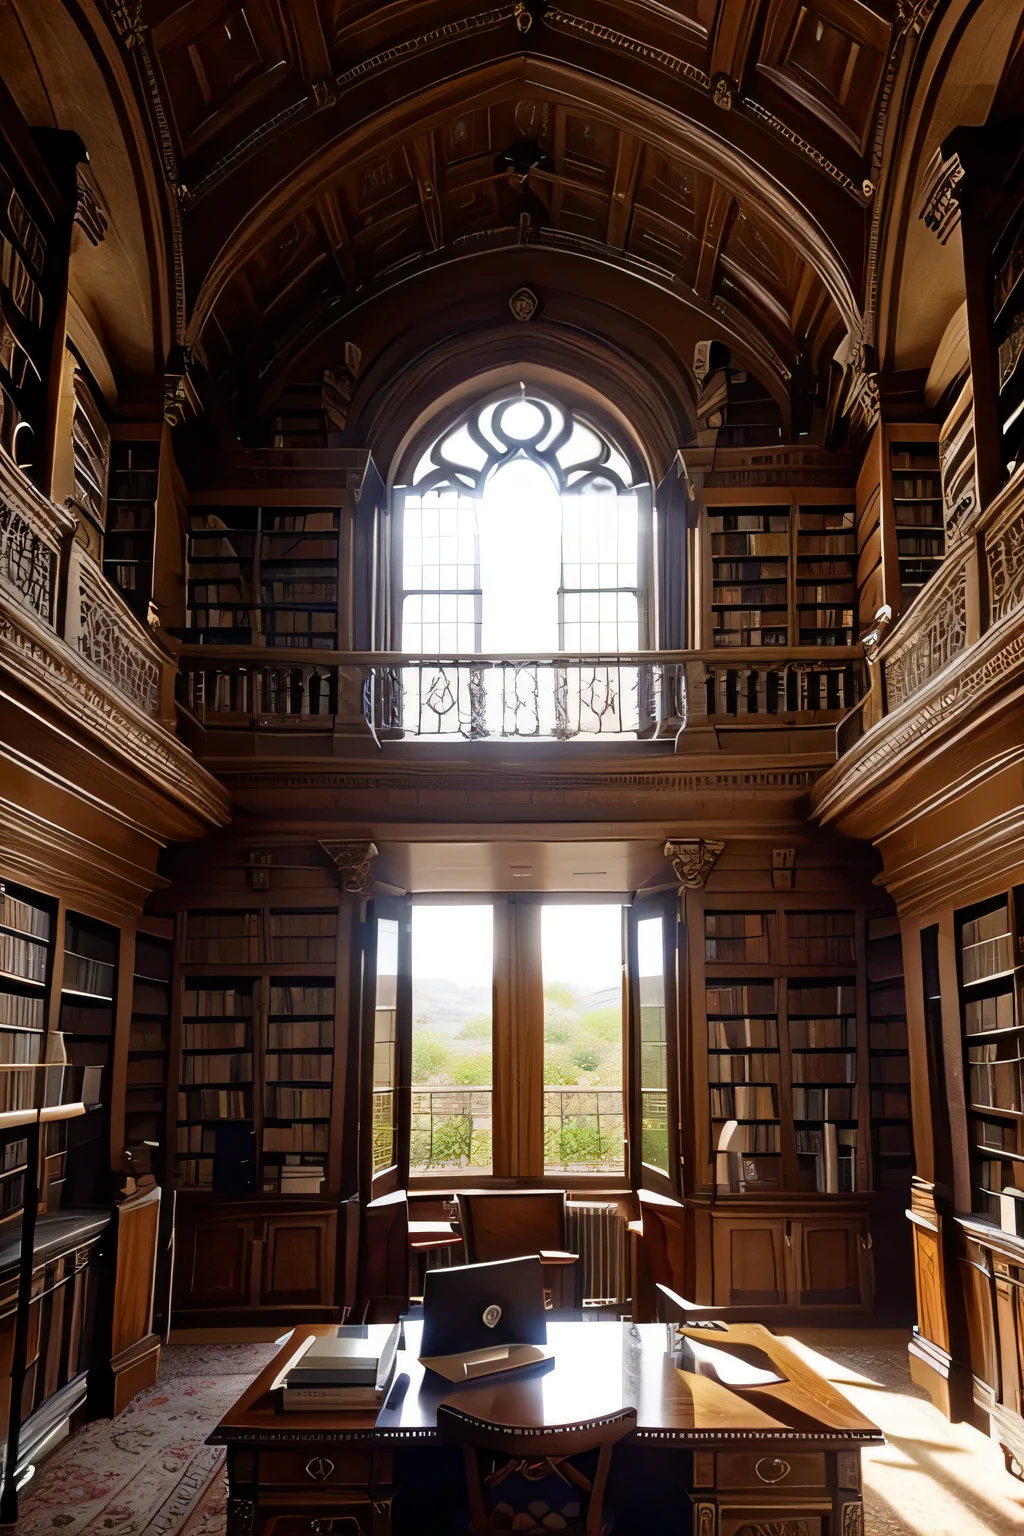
[
  {"left": 18, "top": 1335, "right": 1024, "bottom": 1536},
  {"left": 14, "top": 1345, "right": 278, "bottom": 1536}
]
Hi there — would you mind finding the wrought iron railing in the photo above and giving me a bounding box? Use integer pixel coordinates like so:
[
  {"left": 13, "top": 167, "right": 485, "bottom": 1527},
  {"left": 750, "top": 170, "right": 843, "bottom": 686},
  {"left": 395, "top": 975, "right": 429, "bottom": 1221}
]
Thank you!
[
  {"left": 175, "top": 647, "right": 866, "bottom": 739},
  {"left": 410, "top": 1087, "right": 492, "bottom": 1173},
  {"left": 544, "top": 1087, "right": 625, "bottom": 1174}
]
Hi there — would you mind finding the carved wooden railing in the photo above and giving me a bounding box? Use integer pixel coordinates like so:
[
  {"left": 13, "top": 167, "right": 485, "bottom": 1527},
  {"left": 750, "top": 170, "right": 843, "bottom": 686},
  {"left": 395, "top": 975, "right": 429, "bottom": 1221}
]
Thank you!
[
  {"left": 834, "top": 467, "right": 1024, "bottom": 758},
  {"left": 0, "top": 449, "right": 174, "bottom": 722},
  {"left": 175, "top": 646, "right": 865, "bottom": 742}
]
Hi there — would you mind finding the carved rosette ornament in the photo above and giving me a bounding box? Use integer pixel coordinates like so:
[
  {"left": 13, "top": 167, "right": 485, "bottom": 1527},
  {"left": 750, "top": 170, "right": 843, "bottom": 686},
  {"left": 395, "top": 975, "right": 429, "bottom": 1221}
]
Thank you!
[
  {"left": 321, "top": 840, "right": 379, "bottom": 893},
  {"left": 664, "top": 838, "right": 725, "bottom": 890},
  {"left": 509, "top": 286, "right": 539, "bottom": 322}
]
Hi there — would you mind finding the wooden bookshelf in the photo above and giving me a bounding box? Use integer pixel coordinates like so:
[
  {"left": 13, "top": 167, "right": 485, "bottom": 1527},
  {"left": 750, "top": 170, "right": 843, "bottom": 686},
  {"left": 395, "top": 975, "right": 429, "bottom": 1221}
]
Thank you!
[
  {"left": 889, "top": 435, "right": 944, "bottom": 610},
  {"left": 185, "top": 505, "right": 341, "bottom": 647},
  {"left": 0, "top": 880, "right": 54, "bottom": 1228},
  {"left": 124, "top": 928, "right": 172, "bottom": 1180},
  {"left": 699, "top": 486, "right": 857, "bottom": 650},
  {"left": 866, "top": 915, "right": 912, "bottom": 1193},
  {"left": 795, "top": 504, "right": 857, "bottom": 645},
  {"left": 54, "top": 912, "right": 118, "bottom": 1209},
  {"left": 956, "top": 891, "right": 1023, "bottom": 1225},
  {"left": 707, "top": 506, "right": 790, "bottom": 647},
  {"left": 172, "top": 908, "right": 343, "bottom": 1197},
  {"left": 103, "top": 439, "right": 160, "bottom": 624}
]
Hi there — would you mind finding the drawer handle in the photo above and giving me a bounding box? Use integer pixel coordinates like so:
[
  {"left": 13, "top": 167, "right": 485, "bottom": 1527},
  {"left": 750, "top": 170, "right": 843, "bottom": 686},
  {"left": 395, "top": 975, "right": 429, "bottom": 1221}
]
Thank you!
[
  {"left": 305, "top": 1457, "right": 335, "bottom": 1482},
  {"left": 755, "top": 1457, "right": 790, "bottom": 1484}
]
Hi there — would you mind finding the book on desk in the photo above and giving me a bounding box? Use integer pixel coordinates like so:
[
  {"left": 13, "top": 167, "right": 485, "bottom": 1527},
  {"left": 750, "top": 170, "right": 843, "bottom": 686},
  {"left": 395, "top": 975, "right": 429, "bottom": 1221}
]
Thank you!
[{"left": 281, "top": 1323, "right": 401, "bottom": 1410}]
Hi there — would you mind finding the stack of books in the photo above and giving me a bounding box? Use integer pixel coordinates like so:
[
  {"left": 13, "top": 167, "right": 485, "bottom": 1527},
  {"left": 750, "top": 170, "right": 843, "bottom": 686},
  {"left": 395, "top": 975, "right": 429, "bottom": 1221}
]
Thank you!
[{"left": 281, "top": 1324, "right": 401, "bottom": 1411}]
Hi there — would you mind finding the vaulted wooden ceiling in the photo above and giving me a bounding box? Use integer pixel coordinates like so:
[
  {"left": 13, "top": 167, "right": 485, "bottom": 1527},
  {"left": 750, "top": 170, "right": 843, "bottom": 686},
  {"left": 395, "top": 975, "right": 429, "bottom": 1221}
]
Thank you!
[{"left": 14, "top": 1, "right": 965, "bottom": 457}]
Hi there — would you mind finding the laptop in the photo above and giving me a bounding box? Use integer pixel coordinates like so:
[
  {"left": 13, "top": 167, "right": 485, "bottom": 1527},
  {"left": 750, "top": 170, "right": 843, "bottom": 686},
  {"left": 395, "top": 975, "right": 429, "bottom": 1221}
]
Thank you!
[{"left": 419, "top": 1256, "right": 552, "bottom": 1382}]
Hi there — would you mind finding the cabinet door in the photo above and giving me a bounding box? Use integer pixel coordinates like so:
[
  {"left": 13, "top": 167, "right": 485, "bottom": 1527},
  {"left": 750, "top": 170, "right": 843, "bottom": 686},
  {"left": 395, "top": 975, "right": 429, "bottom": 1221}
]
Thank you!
[
  {"left": 797, "top": 1219, "right": 870, "bottom": 1306},
  {"left": 177, "top": 1217, "right": 257, "bottom": 1310},
  {"left": 713, "top": 1217, "right": 787, "bottom": 1305},
  {"left": 260, "top": 1213, "right": 335, "bottom": 1307}
]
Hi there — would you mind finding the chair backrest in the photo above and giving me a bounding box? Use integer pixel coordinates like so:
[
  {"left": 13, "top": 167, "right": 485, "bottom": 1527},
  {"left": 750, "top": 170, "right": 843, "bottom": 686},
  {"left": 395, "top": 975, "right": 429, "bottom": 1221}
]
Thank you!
[
  {"left": 637, "top": 1188, "right": 686, "bottom": 1291},
  {"left": 458, "top": 1190, "right": 567, "bottom": 1264},
  {"left": 438, "top": 1402, "right": 636, "bottom": 1536},
  {"left": 363, "top": 1188, "right": 409, "bottom": 1318}
]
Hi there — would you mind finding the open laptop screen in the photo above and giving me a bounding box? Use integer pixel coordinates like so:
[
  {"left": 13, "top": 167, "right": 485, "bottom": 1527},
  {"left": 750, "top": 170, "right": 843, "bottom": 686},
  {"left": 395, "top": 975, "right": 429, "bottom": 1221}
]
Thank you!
[{"left": 421, "top": 1256, "right": 548, "bottom": 1357}]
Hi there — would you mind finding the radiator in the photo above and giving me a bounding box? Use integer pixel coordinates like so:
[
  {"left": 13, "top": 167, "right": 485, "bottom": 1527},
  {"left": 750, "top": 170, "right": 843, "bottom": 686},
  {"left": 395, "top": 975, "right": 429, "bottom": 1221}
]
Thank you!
[
  {"left": 422, "top": 1200, "right": 631, "bottom": 1306},
  {"left": 566, "top": 1201, "right": 630, "bottom": 1306}
]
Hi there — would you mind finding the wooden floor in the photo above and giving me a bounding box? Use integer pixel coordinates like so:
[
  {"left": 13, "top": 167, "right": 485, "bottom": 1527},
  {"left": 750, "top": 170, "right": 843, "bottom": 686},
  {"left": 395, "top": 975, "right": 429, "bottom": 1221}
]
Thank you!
[
  {"left": 12, "top": 1333, "right": 1024, "bottom": 1536},
  {"left": 787, "top": 1331, "right": 1024, "bottom": 1534}
]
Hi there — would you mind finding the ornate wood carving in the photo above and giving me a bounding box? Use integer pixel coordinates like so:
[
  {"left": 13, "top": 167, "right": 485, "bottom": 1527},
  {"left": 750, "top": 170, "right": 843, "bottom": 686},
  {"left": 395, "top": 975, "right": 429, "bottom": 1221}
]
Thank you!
[
  {"left": 664, "top": 838, "right": 725, "bottom": 889},
  {"left": 919, "top": 147, "right": 964, "bottom": 246},
  {"left": 883, "top": 562, "right": 968, "bottom": 708},
  {"left": 0, "top": 453, "right": 73, "bottom": 628},
  {"left": 989, "top": 500, "right": 1024, "bottom": 624},
  {"left": 321, "top": 840, "right": 379, "bottom": 893},
  {"left": 837, "top": 1450, "right": 861, "bottom": 1489},
  {"left": 73, "top": 554, "right": 161, "bottom": 717},
  {"left": 0, "top": 608, "right": 230, "bottom": 828}
]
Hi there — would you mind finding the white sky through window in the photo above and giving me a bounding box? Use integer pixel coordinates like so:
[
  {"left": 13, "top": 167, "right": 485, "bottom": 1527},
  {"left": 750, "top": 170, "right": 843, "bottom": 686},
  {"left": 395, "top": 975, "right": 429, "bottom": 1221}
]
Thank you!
[{"left": 479, "top": 456, "right": 561, "bottom": 653}]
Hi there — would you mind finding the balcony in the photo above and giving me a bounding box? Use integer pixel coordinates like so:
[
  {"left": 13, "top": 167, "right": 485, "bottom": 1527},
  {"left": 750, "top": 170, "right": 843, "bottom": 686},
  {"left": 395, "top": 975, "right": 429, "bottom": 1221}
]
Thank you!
[
  {"left": 819, "top": 465, "right": 1024, "bottom": 818},
  {"left": 175, "top": 646, "right": 865, "bottom": 746},
  {"left": 0, "top": 449, "right": 228, "bottom": 826}
]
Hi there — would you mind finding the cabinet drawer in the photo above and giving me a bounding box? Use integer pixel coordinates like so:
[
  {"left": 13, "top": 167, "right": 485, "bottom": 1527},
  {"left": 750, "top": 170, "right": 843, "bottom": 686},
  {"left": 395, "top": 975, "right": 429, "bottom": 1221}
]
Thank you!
[
  {"left": 259, "top": 1451, "right": 377, "bottom": 1488},
  {"left": 716, "top": 1452, "right": 827, "bottom": 1489},
  {"left": 721, "top": 1513, "right": 825, "bottom": 1536}
]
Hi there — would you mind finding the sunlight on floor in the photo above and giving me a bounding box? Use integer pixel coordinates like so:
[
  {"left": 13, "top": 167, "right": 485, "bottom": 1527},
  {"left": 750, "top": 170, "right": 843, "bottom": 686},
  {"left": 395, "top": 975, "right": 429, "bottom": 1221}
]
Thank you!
[{"left": 784, "top": 1332, "right": 1024, "bottom": 1535}]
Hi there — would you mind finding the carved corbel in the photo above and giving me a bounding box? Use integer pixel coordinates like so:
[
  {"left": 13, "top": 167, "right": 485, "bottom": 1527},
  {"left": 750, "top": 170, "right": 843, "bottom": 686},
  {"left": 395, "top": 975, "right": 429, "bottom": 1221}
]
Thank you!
[
  {"left": 74, "top": 164, "right": 108, "bottom": 246},
  {"left": 322, "top": 343, "right": 362, "bottom": 431},
  {"left": 919, "top": 146, "right": 964, "bottom": 245},
  {"left": 664, "top": 838, "right": 725, "bottom": 890},
  {"left": 861, "top": 604, "right": 892, "bottom": 663},
  {"left": 164, "top": 348, "right": 201, "bottom": 427},
  {"left": 321, "top": 840, "right": 379, "bottom": 893}
]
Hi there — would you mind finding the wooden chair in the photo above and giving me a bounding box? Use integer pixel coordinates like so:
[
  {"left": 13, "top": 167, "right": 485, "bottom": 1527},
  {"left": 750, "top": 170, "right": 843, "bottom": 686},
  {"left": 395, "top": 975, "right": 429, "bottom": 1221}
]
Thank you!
[
  {"left": 364, "top": 1188, "right": 462, "bottom": 1319},
  {"left": 438, "top": 1401, "right": 636, "bottom": 1536},
  {"left": 456, "top": 1190, "right": 579, "bottom": 1309},
  {"left": 628, "top": 1188, "right": 688, "bottom": 1322}
]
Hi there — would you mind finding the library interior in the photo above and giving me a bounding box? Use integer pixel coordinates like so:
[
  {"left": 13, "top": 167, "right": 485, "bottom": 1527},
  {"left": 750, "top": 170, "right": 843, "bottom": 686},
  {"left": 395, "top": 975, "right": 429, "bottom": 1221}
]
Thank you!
[{"left": 2, "top": 2, "right": 1024, "bottom": 1533}]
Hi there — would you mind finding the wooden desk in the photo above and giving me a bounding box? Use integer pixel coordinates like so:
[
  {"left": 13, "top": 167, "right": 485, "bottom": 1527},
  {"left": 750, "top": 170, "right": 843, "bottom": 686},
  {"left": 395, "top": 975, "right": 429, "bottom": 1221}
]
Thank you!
[{"left": 210, "top": 1321, "right": 881, "bottom": 1536}]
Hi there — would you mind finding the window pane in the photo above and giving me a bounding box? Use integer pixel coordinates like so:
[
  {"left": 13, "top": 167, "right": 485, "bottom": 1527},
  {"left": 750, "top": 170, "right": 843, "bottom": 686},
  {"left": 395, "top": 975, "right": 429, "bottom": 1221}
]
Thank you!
[
  {"left": 372, "top": 917, "right": 398, "bottom": 1175},
  {"left": 542, "top": 904, "right": 625, "bottom": 1174},
  {"left": 410, "top": 905, "right": 493, "bottom": 1174},
  {"left": 637, "top": 916, "right": 668, "bottom": 1173}
]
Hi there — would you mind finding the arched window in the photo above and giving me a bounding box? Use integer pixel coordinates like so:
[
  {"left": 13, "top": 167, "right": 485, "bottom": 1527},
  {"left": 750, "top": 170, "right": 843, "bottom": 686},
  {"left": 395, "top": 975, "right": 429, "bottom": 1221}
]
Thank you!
[{"left": 396, "top": 392, "right": 650, "bottom": 657}]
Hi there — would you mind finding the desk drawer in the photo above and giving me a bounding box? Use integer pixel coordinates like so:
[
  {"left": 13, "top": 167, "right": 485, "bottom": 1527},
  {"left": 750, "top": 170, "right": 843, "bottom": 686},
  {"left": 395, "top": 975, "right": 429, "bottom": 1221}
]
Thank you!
[
  {"left": 258, "top": 1502, "right": 390, "bottom": 1536},
  {"left": 720, "top": 1514, "right": 824, "bottom": 1536},
  {"left": 259, "top": 1451, "right": 378, "bottom": 1488},
  {"left": 716, "top": 1452, "right": 827, "bottom": 1489}
]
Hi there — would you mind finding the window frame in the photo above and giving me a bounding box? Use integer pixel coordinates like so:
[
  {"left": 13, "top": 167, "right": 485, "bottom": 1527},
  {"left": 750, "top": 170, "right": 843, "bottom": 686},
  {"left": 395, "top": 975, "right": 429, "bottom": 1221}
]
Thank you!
[{"left": 365, "top": 893, "right": 654, "bottom": 1194}]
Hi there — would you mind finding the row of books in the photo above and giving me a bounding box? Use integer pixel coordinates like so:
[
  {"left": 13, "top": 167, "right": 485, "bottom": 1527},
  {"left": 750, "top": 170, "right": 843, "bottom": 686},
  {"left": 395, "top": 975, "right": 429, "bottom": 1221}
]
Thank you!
[
  {"left": 0, "top": 933, "right": 46, "bottom": 983},
  {"left": 792, "top": 1087, "right": 854, "bottom": 1121},
  {"left": 707, "top": 1054, "right": 779, "bottom": 1084},
  {"left": 184, "top": 989, "right": 252, "bottom": 1020},
  {"left": 0, "top": 894, "right": 50, "bottom": 939},
  {"left": 263, "top": 1123, "right": 329, "bottom": 1152},
  {"left": 0, "top": 992, "right": 44, "bottom": 1029},
  {"left": 178, "top": 1089, "right": 251, "bottom": 1119},
  {"left": 265, "top": 1054, "right": 332, "bottom": 1081},
  {"left": 181, "top": 1052, "right": 253, "bottom": 1084},
  {"left": 791, "top": 1053, "right": 855, "bottom": 1084},
  {"left": 709, "top": 1085, "right": 777, "bottom": 1118},
  {"left": 269, "top": 1021, "right": 334, "bottom": 1048},
  {"left": 266, "top": 1087, "right": 331, "bottom": 1118}
]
